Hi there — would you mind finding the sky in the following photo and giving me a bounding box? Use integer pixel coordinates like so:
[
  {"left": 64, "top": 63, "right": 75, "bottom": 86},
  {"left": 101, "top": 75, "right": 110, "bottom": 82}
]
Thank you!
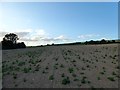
[{"left": 0, "top": 2, "right": 118, "bottom": 46}]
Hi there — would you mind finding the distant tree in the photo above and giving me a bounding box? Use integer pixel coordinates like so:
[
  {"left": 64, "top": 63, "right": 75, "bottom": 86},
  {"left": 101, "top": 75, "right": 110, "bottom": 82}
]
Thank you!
[
  {"left": 47, "top": 44, "right": 50, "bottom": 46},
  {"left": 100, "top": 39, "right": 107, "bottom": 44},
  {"left": 107, "top": 41, "right": 111, "bottom": 43},
  {"left": 88, "top": 40, "right": 95, "bottom": 44},
  {"left": 95, "top": 41, "right": 100, "bottom": 44},
  {"left": 85, "top": 41, "right": 88, "bottom": 45},
  {"left": 112, "top": 40, "right": 115, "bottom": 43},
  {"left": 3, "top": 33, "right": 19, "bottom": 44},
  {"left": 52, "top": 43, "right": 54, "bottom": 46}
]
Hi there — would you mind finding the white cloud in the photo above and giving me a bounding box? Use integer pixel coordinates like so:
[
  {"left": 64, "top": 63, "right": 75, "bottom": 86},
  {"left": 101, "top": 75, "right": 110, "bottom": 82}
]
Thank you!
[
  {"left": 54, "top": 35, "right": 69, "bottom": 41},
  {"left": 78, "top": 34, "right": 100, "bottom": 39},
  {"left": 0, "top": 28, "right": 72, "bottom": 46},
  {"left": 0, "top": 28, "right": 71, "bottom": 46},
  {"left": 55, "top": 35, "right": 65, "bottom": 40}
]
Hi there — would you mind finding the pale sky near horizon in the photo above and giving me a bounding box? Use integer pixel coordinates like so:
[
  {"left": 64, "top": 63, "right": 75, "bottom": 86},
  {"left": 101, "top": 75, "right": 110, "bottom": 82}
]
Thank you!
[{"left": 0, "top": 2, "right": 118, "bottom": 46}]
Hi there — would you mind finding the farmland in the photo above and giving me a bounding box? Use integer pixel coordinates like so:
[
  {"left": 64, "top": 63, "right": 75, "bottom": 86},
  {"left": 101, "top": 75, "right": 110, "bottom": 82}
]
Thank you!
[{"left": 2, "top": 44, "right": 119, "bottom": 88}]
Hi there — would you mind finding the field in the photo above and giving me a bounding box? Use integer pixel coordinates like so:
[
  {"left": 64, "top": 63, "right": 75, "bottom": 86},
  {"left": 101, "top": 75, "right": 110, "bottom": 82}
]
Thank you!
[{"left": 2, "top": 44, "right": 120, "bottom": 88}]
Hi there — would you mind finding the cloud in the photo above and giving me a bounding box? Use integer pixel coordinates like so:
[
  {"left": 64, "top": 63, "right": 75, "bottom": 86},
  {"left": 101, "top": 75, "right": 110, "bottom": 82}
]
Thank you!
[
  {"left": 55, "top": 35, "right": 67, "bottom": 40},
  {"left": 15, "top": 32, "right": 30, "bottom": 37},
  {"left": 20, "top": 38, "right": 38, "bottom": 41},
  {"left": 41, "top": 35, "right": 69, "bottom": 42},
  {"left": 0, "top": 28, "right": 71, "bottom": 46},
  {"left": 0, "top": 31, "right": 8, "bottom": 37},
  {"left": 18, "top": 30, "right": 46, "bottom": 42},
  {"left": 78, "top": 34, "right": 100, "bottom": 39},
  {"left": 0, "top": 28, "right": 32, "bottom": 42}
]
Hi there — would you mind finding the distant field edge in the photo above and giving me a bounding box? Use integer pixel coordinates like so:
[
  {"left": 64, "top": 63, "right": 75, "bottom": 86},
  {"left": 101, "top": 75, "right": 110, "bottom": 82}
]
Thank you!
[{"left": 1, "top": 88, "right": 119, "bottom": 90}]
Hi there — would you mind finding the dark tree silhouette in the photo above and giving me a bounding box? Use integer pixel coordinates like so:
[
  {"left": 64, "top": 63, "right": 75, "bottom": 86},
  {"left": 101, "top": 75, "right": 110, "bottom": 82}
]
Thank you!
[
  {"left": 3, "top": 33, "right": 19, "bottom": 44},
  {"left": 100, "top": 39, "right": 107, "bottom": 44},
  {"left": 17, "top": 42, "right": 26, "bottom": 48},
  {"left": 2, "top": 33, "right": 26, "bottom": 50},
  {"left": 112, "top": 40, "right": 115, "bottom": 43}
]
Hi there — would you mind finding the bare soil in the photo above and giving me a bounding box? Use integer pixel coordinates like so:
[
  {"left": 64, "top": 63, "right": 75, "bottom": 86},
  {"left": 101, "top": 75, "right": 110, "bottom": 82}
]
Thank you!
[{"left": 2, "top": 44, "right": 120, "bottom": 88}]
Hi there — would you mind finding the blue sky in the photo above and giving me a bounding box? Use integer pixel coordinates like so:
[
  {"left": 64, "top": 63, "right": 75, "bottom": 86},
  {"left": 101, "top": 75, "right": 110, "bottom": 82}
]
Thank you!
[{"left": 0, "top": 2, "right": 118, "bottom": 46}]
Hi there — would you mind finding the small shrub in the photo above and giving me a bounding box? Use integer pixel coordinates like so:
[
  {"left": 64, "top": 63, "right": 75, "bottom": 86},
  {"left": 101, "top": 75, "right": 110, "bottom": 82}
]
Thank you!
[
  {"left": 18, "top": 62, "right": 25, "bottom": 66},
  {"left": 80, "top": 72, "right": 84, "bottom": 75},
  {"left": 62, "top": 77, "right": 70, "bottom": 85},
  {"left": 13, "top": 74, "right": 17, "bottom": 79},
  {"left": 68, "top": 68, "right": 74, "bottom": 73},
  {"left": 86, "top": 65, "right": 90, "bottom": 68},
  {"left": 82, "top": 58, "right": 85, "bottom": 61},
  {"left": 7, "top": 72, "right": 10, "bottom": 75},
  {"left": 39, "top": 60, "right": 41, "bottom": 62},
  {"left": 35, "top": 67, "right": 39, "bottom": 71},
  {"left": 49, "top": 75, "right": 54, "bottom": 80},
  {"left": 81, "top": 78, "right": 86, "bottom": 84},
  {"left": 15, "top": 84, "right": 18, "bottom": 87},
  {"left": 81, "top": 67, "right": 86, "bottom": 70},
  {"left": 74, "top": 78, "right": 79, "bottom": 81},
  {"left": 55, "top": 58, "right": 58, "bottom": 61},
  {"left": 60, "top": 64, "right": 64, "bottom": 68},
  {"left": 23, "top": 67, "right": 30, "bottom": 73},
  {"left": 97, "top": 77, "right": 101, "bottom": 80},
  {"left": 107, "top": 77, "right": 115, "bottom": 81},
  {"left": 55, "top": 63, "right": 58, "bottom": 65},
  {"left": 102, "top": 67, "right": 105, "bottom": 69},
  {"left": 72, "top": 73, "right": 77, "bottom": 77},
  {"left": 42, "top": 70, "right": 45, "bottom": 74},
  {"left": 54, "top": 65, "right": 58, "bottom": 69},
  {"left": 76, "top": 68, "right": 79, "bottom": 71},
  {"left": 73, "top": 64, "right": 76, "bottom": 67},
  {"left": 12, "top": 62, "right": 15, "bottom": 64},
  {"left": 83, "top": 76, "right": 87, "bottom": 79},
  {"left": 103, "top": 61, "right": 106, "bottom": 63},
  {"left": 112, "top": 72, "right": 116, "bottom": 75},
  {"left": 61, "top": 73, "right": 65, "bottom": 77},
  {"left": 100, "top": 72, "right": 104, "bottom": 75},
  {"left": 72, "top": 60, "right": 76, "bottom": 62},
  {"left": 23, "top": 78, "right": 27, "bottom": 82},
  {"left": 87, "top": 81, "right": 91, "bottom": 84},
  {"left": 45, "top": 66, "right": 49, "bottom": 70},
  {"left": 116, "top": 75, "right": 120, "bottom": 78}
]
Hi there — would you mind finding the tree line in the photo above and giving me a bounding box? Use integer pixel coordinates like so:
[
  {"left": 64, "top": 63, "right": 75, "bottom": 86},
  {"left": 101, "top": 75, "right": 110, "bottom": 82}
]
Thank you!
[
  {"left": 1, "top": 33, "right": 119, "bottom": 49},
  {"left": 48, "top": 39, "right": 118, "bottom": 46}
]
